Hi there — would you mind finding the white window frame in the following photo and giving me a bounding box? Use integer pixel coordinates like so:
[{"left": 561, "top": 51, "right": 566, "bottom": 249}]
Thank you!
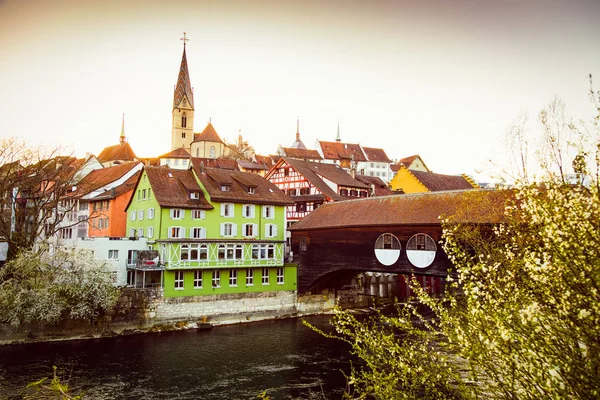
[
  {"left": 175, "top": 270, "right": 184, "bottom": 290},
  {"left": 147, "top": 226, "right": 154, "bottom": 238},
  {"left": 212, "top": 270, "right": 220, "bottom": 288},
  {"left": 190, "top": 227, "right": 206, "bottom": 239},
  {"left": 221, "top": 203, "right": 234, "bottom": 218},
  {"left": 130, "top": 210, "right": 136, "bottom": 221},
  {"left": 139, "top": 209, "right": 144, "bottom": 220},
  {"left": 242, "top": 204, "right": 255, "bottom": 218},
  {"left": 261, "top": 268, "right": 269, "bottom": 285},
  {"left": 265, "top": 223, "right": 278, "bottom": 238},
  {"left": 243, "top": 223, "right": 257, "bottom": 238},
  {"left": 137, "top": 227, "right": 144, "bottom": 238},
  {"left": 169, "top": 226, "right": 185, "bottom": 239},
  {"left": 229, "top": 269, "right": 237, "bottom": 287},
  {"left": 148, "top": 208, "right": 155, "bottom": 219},
  {"left": 194, "top": 270, "right": 203, "bottom": 289},
  {"left": 277, "top": 267, "right": 284, "bottom": 284},
  {"left": 262, "top": 205, "right": 274, "bottom": 219},
  {"left": 220, "top": 222, "right": 237, "bottom": 237},
  {"left": 191, "top": 209, "right": 205, "bottom": 220},
  {"left": 108, "top": 249, "right": 119, "bottom": 260},
  {"left": 170, "top": 208, "right": 184, "bottom": 219},
  {"left": 246, "top": 268, "right": 254, "bottom": 286}
]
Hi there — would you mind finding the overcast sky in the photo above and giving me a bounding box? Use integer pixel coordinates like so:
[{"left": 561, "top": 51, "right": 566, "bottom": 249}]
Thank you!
[{"left": 1, "top": 0, "right": 599, "bottom": 181}]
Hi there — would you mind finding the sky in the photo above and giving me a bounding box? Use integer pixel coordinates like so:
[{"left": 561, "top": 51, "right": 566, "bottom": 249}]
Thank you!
[{"left": 1, "top": 0, "right": 599, "bottom": 182}]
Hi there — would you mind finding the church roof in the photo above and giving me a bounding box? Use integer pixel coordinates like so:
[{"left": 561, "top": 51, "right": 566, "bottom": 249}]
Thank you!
[
  {"left": 173, "top": 47, "right": 194, "bottom": 110},
  {"left": 193, "top": 122, "right": 224, "bottom": 144},
  {"left": 97, "top": 142, "right": 137, "bottom": 164}
]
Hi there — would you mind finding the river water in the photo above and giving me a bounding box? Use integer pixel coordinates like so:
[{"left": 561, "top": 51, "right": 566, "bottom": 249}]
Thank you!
[{"left": 0, "top": 315, "right": 354, "bottom": 399}]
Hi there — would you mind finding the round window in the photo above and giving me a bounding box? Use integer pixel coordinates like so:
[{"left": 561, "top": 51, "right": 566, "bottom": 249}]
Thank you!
[
  {"left": 374, "top": 233, "right": 401, "bottom": 266},
  {"left": 406, "top": 233, "right": 437, "bottom": 268}
]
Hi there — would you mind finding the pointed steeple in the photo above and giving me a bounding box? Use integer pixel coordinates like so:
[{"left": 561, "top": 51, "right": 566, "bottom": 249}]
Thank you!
[
  {"left": 296, "top": 118, "right": 300, "bottom": 142},
  {"left": 173, "top": 32, "right": 194, "bottom": 110},
  {"left": 290, "top": 118, "right": 307, "bottom": 149},
  {"left": 119, "top": 113, "right": 126, "bottom": 144},
  {"left": 335, "top": 119, "right": 341, "bottom": 142}
]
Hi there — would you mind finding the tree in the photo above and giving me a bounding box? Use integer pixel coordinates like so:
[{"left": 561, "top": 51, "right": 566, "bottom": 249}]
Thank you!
[
  {"left": 0, "top": 138, "right": 91, "bottom": 259},
  {"left": 224, "top": 131, "right": 255, "bottom": 161},
  {"left": 314, "top": 82, "right": 600, "bottom": 399},
  {"left": 0, "top": 246, "right": 120, "bottom": 327}
]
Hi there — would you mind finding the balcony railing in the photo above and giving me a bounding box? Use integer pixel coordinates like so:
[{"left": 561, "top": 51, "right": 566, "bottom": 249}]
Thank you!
[{"left": 126, "top": 259, "right": 165, "bottom": 270}]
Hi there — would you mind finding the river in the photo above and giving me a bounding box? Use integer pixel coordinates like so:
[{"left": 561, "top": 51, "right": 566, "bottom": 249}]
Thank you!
[{"left": 0, "top": 315, "right": 354, "bottom": 399}]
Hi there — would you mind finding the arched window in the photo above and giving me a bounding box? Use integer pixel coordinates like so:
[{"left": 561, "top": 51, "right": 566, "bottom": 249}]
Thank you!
[
  {"left": 374, "top": 233, "right": 401, "bottom": 266},
  {"left": 406, "top": 233, "right": 437, "bottom": 268},
  {"left": 209, "top": 146, "right": 216, "bottom": 158},
  {"left": 181, "top": 113, "right": 187, "bottom": 128}
]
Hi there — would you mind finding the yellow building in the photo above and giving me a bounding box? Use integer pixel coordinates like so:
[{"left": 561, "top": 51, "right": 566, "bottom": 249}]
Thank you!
[{"left": 390, "top": 165, "right": 479, "bottom": 194}]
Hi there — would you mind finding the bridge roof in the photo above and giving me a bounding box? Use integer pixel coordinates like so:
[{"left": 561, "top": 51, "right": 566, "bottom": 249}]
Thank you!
[{"left": 289, "top": 189, "right": 513, "bottom": 230}]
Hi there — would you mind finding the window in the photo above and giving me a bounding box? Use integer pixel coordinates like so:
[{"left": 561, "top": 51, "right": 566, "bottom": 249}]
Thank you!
[
  {"left": 98, "top": 218, "right": 104, "bottom": 229},
  {"left": 175, "top": 271, "right": 184, "bottom": 289},
  {"left": 266, "top": 224, "right": 277, "bottom": 238},
  {"left": 60, "top": 228, "right": 73, "bottom": 239},
  {"left": 340, "top": 189, "right": 348, "bottom": 196},
  {"left": 181, "top": 132, "right": 186, "bottom": 139},
  {"left": 193, "top": 270, "right": 202, "bottom": 288},
  {"left": 262, "top": 268, "right": 269, "bottom": 285},
  {"left": 130, "top": 228, "right": 136, "bottom": 237},
  {"left": 374, "top": 233, "right": 402, "bottom": 266},
  {"left": 277, "top": 267, "right": 284, "bottom": 284},
  {"left": 139, "top": 209, "right": 144, "bottom": 220},
  {"left": 180, "top": 244, "right": 190, "bottom": 260},
  {"left": 170, "top": 209, "right": 183, "bottom": 219},
  {"left": 137, "top": 227, "right": 143, "bottom": 238},
  {"left": 192, "top": 210, "right": 205, "bottom": 219},
  {"left": 251, "top": 244, "right": 276, "bottom": 260},
  {"left": 218, "top": 243, "right": 243, "bottom": 260},
  {"left": 190, "top": 227, "right": 205, "bottom": 239},
  {"left": 296, "top": 203, "right": 306, "bottom": 212},
  {"left": 220, "top": 185, "right": 231, "bottom": 192},
  {"left": 243, "top": 223, "right": 257, "bottom": 238},
  {"left": 221, "top": 203, "right": 234, "bottom": 217},
  {"left": 212, "top": 270, "right": 220, "bottom": 287},
  {"left": 148, "top": 208, "right": 155, "bottom": 219},
  {"left": 263, "top": 205, "right": 274, "bottom": 219},
  {"left": 247, "top": 187, "right": 255, "bottom": 194},
  {"left": 169, "top": 226, "right": 184, "bottom": 238},
  {"left": 406, "top": 233, "right": 437, "bottom": 268},
  {"left": 142, "top": 189, "right": 146, "bottom": 200},
  {"left": 182, "top": 113, "right": 187, "bottom": 128},
  {"left": 147, "top": 226, "right": 154, "bottom": 238},
  {"left": 190, "top": 192, "right": 199, "bottom": 199},
  {"left": 246, "top": 269, "right": 254, "bottom": 286},
  {"left": 148, "top": 189, "right": 152, "bottom": 200},
  {"left": 242, "top": 204, "right": 255, "bottom": 218},
  {"left": 130, "top": 210, "right": 136, "bottom": 221},
  {"left": 300, "top": 237, "right": 307, "bottom": 252},
  {"left": 108, "top": 249, "right": 119, "bottom": 260},
  {"left": 229, "top": 269, "right": 237, "bottom": 286},
  {"left": 300, "top": 187, "right": 310, "bottom": 195},
  {"left": 350, "top": 190, "right": 358, "bottom": 197},
  {"left": 209, "top": 146, "right": 216, "bottom": 158},
  {"left": 284, "top": 168, "right": 289, "bottom": 177},
  {"left": 220, "top": 223, "right": 236, "bottom": 237}
]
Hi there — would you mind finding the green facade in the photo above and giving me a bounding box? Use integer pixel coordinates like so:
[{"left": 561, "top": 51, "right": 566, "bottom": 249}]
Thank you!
[{"left": 126, "top": 169, "right": 295, "bottom": 298}]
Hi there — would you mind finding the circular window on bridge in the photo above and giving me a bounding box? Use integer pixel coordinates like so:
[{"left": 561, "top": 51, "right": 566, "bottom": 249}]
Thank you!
[
  {"left": 374, "top": 233, "right": 401, "bottom": 266},
  {"left": 406, "top": 233, "right": 437, "bottom": 268}
]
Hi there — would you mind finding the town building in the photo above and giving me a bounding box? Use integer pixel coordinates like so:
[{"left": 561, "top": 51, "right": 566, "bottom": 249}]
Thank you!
[
  {"left": 389, "top": 166, "right": 479, "bottom": 194},
  {"left": 125, "top": 163, "right": 295, "bottom": 298}
]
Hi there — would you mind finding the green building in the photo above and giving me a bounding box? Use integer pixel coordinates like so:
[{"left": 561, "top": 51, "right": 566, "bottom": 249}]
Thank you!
[{"left": 125, "top": 163, "right": 296, "bottom": 298}]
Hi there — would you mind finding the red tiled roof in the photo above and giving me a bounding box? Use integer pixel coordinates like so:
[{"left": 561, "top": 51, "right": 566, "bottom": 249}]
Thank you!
[
  {"left": 254, "top": 154, "right": 274, "bottom": 168},
  {"left": 194, "top": 166, "right": 293, "bottom": 205},
  {"left": 362, "top": 147, "right": 391, "bottom": 163},
  {"left": 159, "top": 148, "right": 191, "bottom": 159},
  {"left": 191, "top": 157, "right": 239, "bottom": 170},
  {"left": 281, "top": 158, "right": 369, "bottom": 201},
  {"left": 354, "top": 175, "right": 395, "bottom": 196},
  {"left": 238, "top": 160, "right": 268, "bottom": 170},
  {"left": 69, "top": 162, "right": 142, "bottom": 197},
  {"left": 193, "top": 123, "right": 224, "bottom": 144},
  {"left": 409, "top": 170, "right": 477, "bottom": 191},
  {"left": 97, "top": 142, "right": 137, "bottom": 163},
  {"left": 144, "top": 166, "right": 213, "bottom": 210},
  {"left": 318, "top": 141, "right": 367, "bottom": 162},
  {"left": 289, "top": 189, "right": 512, "bottom": 231},
  {"left": 281, "top": 147, "right": 323, "bottom": 160},
  {"left": 92, "top": 170, "right": 141, "bottom": 201}
]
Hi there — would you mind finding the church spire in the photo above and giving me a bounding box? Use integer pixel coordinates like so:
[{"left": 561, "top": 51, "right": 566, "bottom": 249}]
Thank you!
[
  {"left": 119, "top": 113, "right": 126, "bottom": 143},
  {"left": 296, "top": 118, "right": 300, "bottom": 142},
  {"left": 173, "top": 32, "right": 194, "bottom": 110},
  {"left": 335, "top": 119, "right": 341, "bottom": 142}
]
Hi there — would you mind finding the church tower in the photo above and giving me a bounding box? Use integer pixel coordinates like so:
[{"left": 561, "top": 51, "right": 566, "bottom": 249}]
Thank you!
[{"left": 171, "top": 33, "right": 195, "bottom": 151}]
